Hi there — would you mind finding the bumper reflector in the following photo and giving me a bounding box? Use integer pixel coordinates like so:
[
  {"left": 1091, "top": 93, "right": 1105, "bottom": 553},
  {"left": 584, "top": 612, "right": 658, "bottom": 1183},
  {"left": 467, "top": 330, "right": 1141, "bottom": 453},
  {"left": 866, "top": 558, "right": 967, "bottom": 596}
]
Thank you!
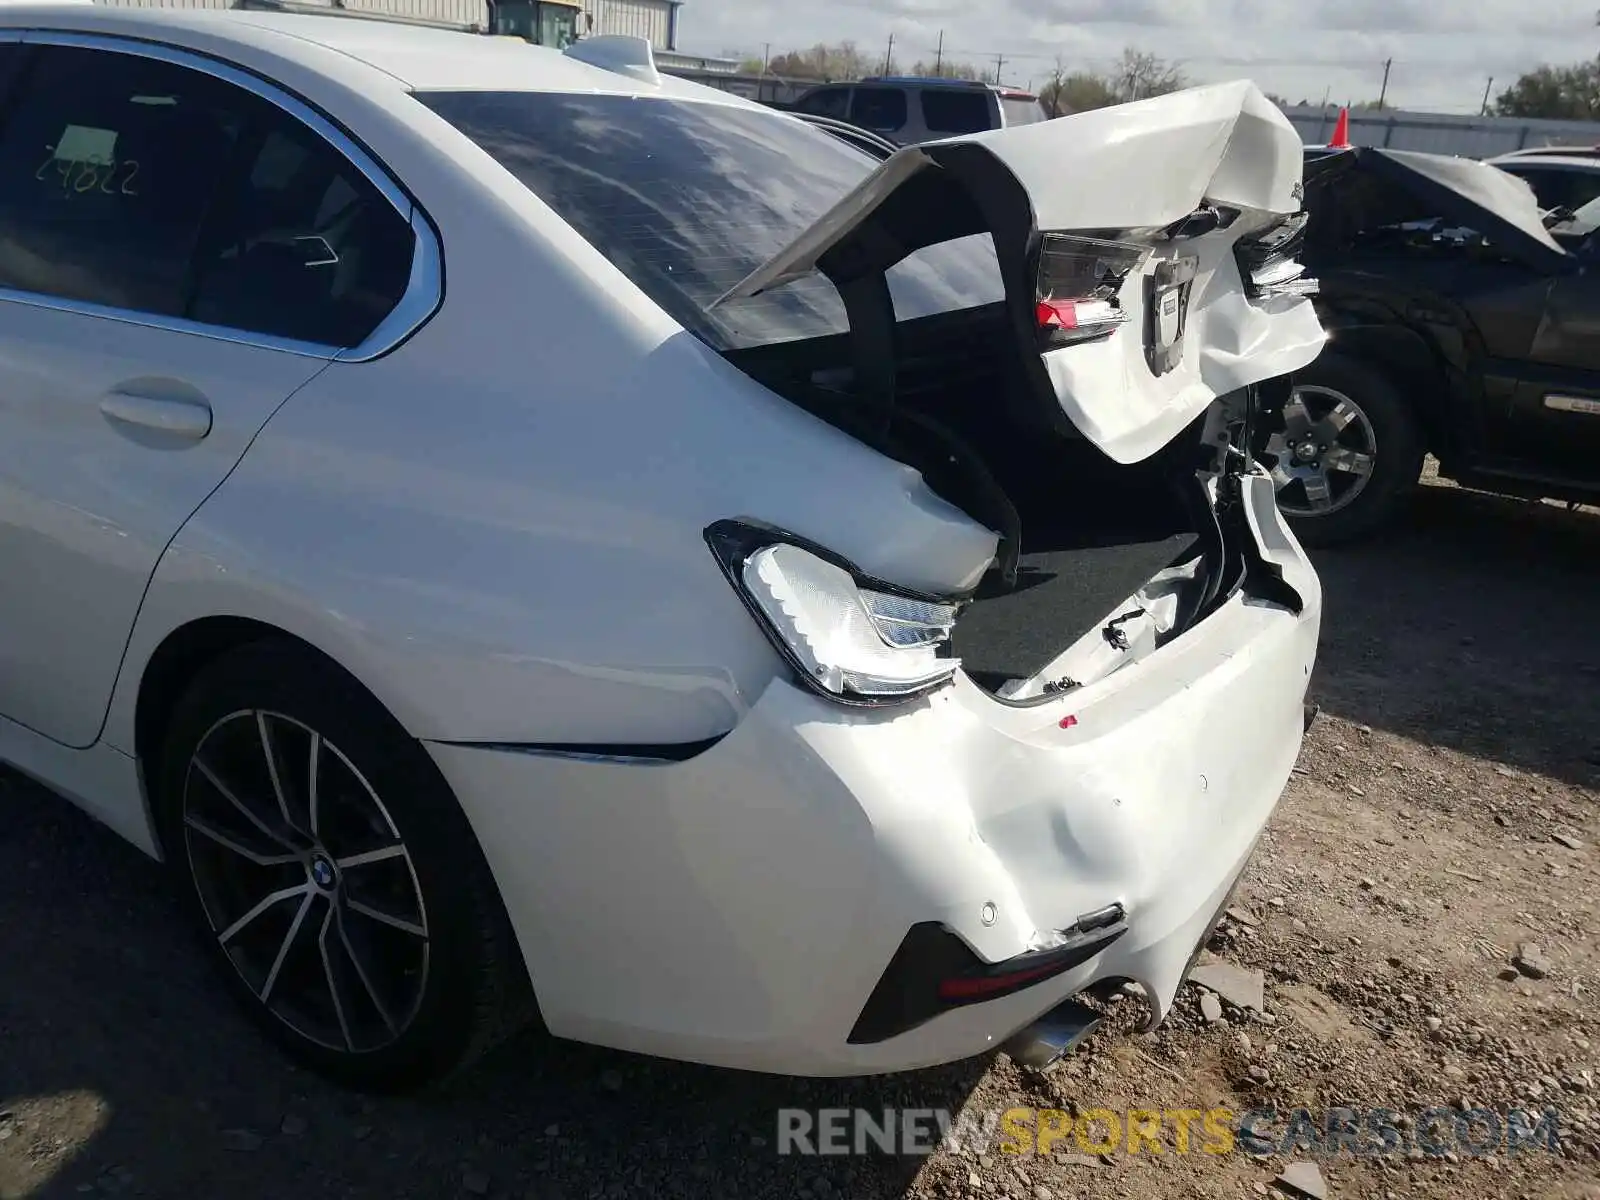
[{"left": 848, "top": 905, "right": 1129, "bottom": 1044}]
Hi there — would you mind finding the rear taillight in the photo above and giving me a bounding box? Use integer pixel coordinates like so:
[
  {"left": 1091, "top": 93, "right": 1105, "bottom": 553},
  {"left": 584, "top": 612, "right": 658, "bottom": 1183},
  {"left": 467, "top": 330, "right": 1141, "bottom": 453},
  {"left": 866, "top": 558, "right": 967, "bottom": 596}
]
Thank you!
[
  {"left": 704, "top": 520, "right": 964, "bottom": 706},
  {"left": 1034, "top": 234, "right": 1149, "bottom": 348},
  {"left": 1035, "top": 297, "right": 1122, "bottom": 335},
  {"left": 1235, "top": 211, "right": 1317, "bottom": 300}
]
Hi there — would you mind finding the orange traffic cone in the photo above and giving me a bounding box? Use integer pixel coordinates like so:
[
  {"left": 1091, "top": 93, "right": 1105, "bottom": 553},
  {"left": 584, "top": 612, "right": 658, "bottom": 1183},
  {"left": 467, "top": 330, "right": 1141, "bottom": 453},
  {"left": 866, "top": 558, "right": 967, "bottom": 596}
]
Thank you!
[{"left": 1329, "top": 107, "right": 1352, "bottom": 149}]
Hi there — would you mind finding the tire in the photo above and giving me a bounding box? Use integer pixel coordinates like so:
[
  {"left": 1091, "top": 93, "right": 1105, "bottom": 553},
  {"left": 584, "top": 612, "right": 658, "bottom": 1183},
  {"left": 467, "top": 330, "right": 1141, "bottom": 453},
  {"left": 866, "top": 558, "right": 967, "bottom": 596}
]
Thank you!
[
  {"left": 152, "top": 639, "right": 534, "bottom": 1092},
  {"left": 1265, "top": 352, "right": 1426, "bottom": 547}
]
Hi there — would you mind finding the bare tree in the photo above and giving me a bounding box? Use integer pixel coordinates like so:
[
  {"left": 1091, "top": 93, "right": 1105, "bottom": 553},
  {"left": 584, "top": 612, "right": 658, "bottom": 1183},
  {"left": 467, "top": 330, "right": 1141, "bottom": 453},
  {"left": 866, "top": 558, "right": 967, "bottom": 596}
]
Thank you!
[
  {"left": 1037, "top": 48, "right": 1186, "bottom": 115},
  {"left": 909, "top": 58, "right": 982, "bottom": 80},
  {"left": 766, "top": 41, "right": 880, "bottom": 82},
  {"left": 754, "top": 41, "right": 1185, "bottom": 108},
  {"left": 1041, "top": 71, "right": 1118, "bottom": 115},
  {"left": 1107, "top": 48, "right": 1187, "bottom": 102},
  {"left": 1039, "top": 55, "right": 1066, "bottom": 116}
]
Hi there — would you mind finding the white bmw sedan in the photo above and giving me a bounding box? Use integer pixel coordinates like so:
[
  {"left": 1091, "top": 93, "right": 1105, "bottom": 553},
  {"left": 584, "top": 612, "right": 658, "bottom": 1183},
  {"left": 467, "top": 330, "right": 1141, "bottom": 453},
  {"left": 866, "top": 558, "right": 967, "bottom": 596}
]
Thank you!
[{"left": 0, "top": 6, "right": 1326, "bottom": 1090}]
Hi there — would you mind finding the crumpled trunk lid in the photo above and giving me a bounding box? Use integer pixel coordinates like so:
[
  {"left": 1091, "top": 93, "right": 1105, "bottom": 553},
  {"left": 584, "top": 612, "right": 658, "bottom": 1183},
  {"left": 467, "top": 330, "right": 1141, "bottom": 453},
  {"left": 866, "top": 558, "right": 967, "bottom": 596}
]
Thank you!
[{"left": 715, "top": 80, "right": 1327, "bottom": 465}]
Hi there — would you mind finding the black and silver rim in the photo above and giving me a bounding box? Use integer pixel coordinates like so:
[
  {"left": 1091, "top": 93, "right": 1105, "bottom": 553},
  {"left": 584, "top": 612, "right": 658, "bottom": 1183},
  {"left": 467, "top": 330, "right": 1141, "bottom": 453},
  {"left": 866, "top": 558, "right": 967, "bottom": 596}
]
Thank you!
[
  {"left": 1265, "top": 384, "right": 1378, "bottom": 517},
  {"left": 181, "top": 710, "right": 429, "bottom": 1054}
]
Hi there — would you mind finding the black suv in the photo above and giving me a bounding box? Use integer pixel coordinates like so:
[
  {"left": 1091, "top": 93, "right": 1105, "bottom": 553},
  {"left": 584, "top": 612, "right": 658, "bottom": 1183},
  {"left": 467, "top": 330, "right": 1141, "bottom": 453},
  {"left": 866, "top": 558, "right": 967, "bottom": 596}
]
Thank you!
[{"left": 1264, "top": 146, "right": 1600, "bottom": 544}]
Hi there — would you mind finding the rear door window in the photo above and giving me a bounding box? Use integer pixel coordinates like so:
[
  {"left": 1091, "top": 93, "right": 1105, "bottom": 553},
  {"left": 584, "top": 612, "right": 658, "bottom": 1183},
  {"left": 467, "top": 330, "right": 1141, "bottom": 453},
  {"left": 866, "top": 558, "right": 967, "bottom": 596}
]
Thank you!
[
  {"left": 850, "top": 87, "right": 908, "bottom": 133},
  {"left": 0, "top": 44, "right": 414, "bottom": 346},
  {"left": 0, "top": 42, "right": 24, "bottom": 101},
  {"left": 796, "top": 87, "right": 851, "bottom": 120},
  {"left": 0, "top": 45, "right": 248, "bottom": 315},
  {"left": 1000, "top": 96, "right": 1047, "bottom": 127},
  {"left": 1504, "top": 166, "right": 1600, "bottom": 212},
  {"left": 921, "top": 89, "right": 993, "bottom": 136},
  {"left": 187, "top": 113, "right": 415, "bottom": 347}
]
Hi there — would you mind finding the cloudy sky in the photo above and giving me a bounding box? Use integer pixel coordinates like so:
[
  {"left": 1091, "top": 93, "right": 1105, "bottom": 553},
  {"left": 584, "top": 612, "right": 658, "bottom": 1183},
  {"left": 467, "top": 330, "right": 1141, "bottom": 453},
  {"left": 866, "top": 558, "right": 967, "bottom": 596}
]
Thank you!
[{"left": 676, "top": 0, "right": 1598, "bottom": 113}]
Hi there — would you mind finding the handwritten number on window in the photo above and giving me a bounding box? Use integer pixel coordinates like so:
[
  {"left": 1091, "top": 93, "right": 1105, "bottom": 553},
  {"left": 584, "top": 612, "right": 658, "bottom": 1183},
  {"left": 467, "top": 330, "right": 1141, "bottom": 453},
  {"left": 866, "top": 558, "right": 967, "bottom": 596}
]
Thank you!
[{"left": 33, "top": 147, "right": 140, "bottom": 196}]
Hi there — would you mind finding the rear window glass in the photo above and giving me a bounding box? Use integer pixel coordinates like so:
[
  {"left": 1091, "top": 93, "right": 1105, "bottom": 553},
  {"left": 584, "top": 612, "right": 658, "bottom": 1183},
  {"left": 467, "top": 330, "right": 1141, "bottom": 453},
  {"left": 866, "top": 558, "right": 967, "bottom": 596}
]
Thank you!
[
  {"left": 1502, "top": 165, "right": 1600, "bottom": 212},
  {"left": 851, "top": 87, "right": 908, "bottom": 133},
  {"left": 921, "top": 89, "right": 993, "bottom": 135},
  {"left": 1563, "top": 192, "right": 1600, "bottom": 233},
  {"left": 1000, "top": 96, "right": 1047, "bottom": 127},
  {"left": 797, "top": 87, "right": 850, "bottom": 120},
  {"left": 417, "top": 92, "right": 1001, "bottom": 350}
]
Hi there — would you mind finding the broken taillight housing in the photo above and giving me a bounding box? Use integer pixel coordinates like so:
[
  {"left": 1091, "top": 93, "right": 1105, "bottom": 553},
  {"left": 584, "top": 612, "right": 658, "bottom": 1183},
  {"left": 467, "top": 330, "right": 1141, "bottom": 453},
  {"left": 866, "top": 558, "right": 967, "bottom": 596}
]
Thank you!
[
  {"left": 1034, "top": 234, "right": 1150, "bottom": 349},
  {"left": 1235, "top": 211, "right": 1318, "bottom": 300},
  {"left": 703, "top": 520, "right": 965, "bottom": 706}
]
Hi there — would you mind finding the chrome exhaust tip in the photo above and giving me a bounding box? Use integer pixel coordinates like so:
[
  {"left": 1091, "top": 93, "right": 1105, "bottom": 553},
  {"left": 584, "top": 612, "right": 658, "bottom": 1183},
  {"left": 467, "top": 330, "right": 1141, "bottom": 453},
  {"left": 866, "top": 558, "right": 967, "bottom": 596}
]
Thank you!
[{"left": 1001, "top": 998, "right": 1102, "bottom": 1074}]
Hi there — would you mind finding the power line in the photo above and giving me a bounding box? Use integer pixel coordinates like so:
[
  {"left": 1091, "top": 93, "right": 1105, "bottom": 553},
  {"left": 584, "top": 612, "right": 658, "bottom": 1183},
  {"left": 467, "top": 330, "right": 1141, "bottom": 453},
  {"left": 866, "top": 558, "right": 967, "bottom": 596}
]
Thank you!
[
  {"left": 713, "top": 40, "right": 1541, "bottom": 113},
  {"left": 903, "top": 39, "right": 1547, "bottom": 76},
  {"left": 717, "top": 34, "right": 1564, "bottom": 80}
]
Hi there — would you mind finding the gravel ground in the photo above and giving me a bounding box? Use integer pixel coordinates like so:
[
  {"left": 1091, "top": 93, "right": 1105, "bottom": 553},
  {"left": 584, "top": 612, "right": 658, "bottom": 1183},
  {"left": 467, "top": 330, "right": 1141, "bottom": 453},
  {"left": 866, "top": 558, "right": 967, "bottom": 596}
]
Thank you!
[{"left": 2, "top": 475, "right": 1597, "bottom": 1200}]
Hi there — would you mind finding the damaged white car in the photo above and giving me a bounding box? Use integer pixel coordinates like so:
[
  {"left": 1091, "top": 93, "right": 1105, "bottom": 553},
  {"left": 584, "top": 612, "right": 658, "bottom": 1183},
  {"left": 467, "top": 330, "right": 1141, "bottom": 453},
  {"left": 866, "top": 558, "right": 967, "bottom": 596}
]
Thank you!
[{"left": 0, "top": 6, "right": 1324, "bottom": 1090}]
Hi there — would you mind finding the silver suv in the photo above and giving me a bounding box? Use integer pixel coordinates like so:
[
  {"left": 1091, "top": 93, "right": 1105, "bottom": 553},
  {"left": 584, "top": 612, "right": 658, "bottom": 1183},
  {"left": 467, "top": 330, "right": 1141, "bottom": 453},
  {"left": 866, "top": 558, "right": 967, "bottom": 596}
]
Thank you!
[{"left": 792, "top": 76, "right": 1048, "bottom": 146}]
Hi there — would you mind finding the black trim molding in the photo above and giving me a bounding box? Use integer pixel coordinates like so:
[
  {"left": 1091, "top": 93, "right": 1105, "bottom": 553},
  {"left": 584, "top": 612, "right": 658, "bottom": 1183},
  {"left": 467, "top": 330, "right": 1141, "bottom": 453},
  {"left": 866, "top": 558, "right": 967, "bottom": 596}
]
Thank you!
[{"left": 432, "top": 735, "right": 727, "bottom": 764}]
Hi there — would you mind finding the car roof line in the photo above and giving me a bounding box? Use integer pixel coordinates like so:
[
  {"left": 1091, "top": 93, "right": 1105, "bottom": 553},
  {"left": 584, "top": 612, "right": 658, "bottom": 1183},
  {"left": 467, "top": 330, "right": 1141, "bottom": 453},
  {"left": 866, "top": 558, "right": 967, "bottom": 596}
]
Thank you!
[
  {"left": 0, "top": 8, "right": 413, "bottom": 91},
  {"left": 218, "top": 16, "right": 413, "bottom": 89}
]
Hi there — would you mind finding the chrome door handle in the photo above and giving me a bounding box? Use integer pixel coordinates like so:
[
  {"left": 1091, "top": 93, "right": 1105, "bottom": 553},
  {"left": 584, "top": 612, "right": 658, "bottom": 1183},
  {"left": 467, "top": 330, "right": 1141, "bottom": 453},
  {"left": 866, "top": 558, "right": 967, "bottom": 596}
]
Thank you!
[{"left": 99, "top": 390, "right": 213, "bottom": 440}]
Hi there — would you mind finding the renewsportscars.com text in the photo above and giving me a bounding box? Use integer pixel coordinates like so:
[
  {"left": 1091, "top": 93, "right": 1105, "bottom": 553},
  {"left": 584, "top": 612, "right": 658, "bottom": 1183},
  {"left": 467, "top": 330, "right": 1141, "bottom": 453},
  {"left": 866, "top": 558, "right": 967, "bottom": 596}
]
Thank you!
[{"left": 775, "top": 1105, "right": 1563, "bottom": 1159}]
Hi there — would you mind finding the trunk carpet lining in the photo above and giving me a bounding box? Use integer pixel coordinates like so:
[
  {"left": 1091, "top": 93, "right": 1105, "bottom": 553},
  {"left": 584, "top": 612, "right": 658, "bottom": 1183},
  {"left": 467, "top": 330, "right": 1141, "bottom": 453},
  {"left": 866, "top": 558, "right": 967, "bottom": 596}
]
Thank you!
[{"left": 950, "top": 529, "right": 1198, "bottom": 690}]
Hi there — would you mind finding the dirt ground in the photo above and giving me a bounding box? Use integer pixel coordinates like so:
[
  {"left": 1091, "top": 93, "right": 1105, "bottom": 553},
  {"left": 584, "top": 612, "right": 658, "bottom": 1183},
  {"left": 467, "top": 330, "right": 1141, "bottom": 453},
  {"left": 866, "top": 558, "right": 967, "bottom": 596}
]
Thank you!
[{"left": 2, "top": 474, "right": 1597, "bottom": 1200}]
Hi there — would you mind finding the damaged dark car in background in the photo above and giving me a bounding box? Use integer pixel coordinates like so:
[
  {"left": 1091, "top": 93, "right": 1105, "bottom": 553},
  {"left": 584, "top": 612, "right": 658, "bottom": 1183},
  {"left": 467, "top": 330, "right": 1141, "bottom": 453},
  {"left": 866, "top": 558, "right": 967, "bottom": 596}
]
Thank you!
[{"left": 1259, "top": 146, "right": 1600, "bottom": 544}]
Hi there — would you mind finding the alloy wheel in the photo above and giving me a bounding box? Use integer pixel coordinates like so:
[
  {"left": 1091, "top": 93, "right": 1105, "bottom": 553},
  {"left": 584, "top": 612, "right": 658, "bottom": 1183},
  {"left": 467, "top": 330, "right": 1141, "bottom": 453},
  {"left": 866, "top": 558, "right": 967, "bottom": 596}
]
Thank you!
[
  {"left": 181, "top": 710, "right": 430, "bottom": 1055},
  {"left": 1264, "top": 385, "right": 1379, "bottom": 517}
]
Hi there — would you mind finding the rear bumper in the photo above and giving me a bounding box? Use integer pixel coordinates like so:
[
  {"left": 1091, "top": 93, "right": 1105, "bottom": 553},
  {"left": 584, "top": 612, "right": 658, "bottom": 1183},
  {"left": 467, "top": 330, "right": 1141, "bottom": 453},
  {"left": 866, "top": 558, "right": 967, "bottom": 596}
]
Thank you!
[{"left": 429, "top": 476, "right": 1321, "bottom": 1076}]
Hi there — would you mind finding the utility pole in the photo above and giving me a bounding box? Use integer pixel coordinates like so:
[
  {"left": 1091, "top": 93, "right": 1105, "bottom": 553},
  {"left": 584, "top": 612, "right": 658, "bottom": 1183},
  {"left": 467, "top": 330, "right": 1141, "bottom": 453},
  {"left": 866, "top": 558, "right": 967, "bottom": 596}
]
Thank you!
[
  {"left": 934, "top": 30, "right": 944, "bottom": 77},
  {"left": 994, "top": 52, "right": 1004, "bottom": 84},
  {"left": 1480, "top": 75, "right": 1494, "bottom": 115},
  {"left": 1378, "top": 57, "right": 1392, "bottom": 110},
  {"left": 761, "top": 42, "right": 770, "bottom": 77},
  {"left": 882, "top": 33, "right": 894, "bottom": 75}
]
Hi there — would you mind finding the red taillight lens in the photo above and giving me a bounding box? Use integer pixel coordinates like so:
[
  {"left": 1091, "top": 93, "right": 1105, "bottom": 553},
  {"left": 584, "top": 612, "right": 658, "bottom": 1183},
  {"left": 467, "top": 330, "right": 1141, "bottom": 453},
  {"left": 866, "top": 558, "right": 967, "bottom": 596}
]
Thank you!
[
  {"left": 1035, "top": 299, "right": 1073, "bottom": 329},
  {"left": 1036, "top": 298, "right": 1123, "bottom": 333},
  {"left": 1034, "top": 233, "right": 1149, "bottom": 348}
]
